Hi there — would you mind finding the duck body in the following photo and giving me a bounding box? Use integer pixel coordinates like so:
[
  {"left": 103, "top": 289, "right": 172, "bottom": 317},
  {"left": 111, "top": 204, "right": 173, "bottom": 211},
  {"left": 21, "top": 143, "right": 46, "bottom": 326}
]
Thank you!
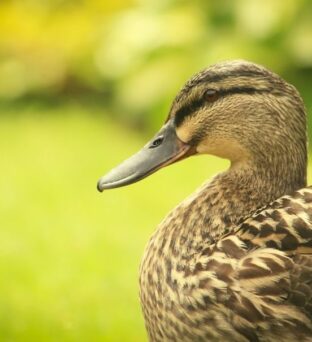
[
  {"left": 140, "top": 179, "right": 312, "bottom": 341},
  {"left": 98, "top": 60, "right": 312, "bottom": 341}
]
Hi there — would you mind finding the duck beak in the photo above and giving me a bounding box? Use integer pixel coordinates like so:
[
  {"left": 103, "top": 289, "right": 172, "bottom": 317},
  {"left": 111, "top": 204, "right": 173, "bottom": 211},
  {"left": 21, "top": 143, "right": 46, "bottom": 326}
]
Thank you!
[{"left": 97, "top": 120, "right": 195, "bottom": 191}]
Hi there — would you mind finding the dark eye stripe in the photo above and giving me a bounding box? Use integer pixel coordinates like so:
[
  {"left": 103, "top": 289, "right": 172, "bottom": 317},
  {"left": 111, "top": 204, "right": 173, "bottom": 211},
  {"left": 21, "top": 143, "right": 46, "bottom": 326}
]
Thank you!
[
  {"left": 174, "top": 97, "right": 206, "bottom": 126},
  {"left": 174, "top": 86, "right": 271, "bottom": 127}
]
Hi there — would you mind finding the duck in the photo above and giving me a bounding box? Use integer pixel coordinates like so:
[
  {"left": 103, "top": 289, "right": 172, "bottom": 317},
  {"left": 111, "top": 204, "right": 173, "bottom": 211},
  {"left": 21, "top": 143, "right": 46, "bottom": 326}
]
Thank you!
[{"left": 97, "top": 60, "right": 312, "bottom": 342}]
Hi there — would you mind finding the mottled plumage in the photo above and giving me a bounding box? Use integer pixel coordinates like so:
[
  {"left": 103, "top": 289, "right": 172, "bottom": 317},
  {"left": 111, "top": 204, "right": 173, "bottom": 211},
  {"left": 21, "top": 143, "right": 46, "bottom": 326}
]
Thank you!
[{"left": 98, "top": 60, "right": 312, "bottom": 341}]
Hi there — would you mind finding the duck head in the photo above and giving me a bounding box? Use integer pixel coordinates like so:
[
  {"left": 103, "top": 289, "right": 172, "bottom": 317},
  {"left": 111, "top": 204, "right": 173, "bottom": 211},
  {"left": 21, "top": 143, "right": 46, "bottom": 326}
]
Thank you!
[{"left": 97, "top": 60, "right": 306, "bottom": 192}]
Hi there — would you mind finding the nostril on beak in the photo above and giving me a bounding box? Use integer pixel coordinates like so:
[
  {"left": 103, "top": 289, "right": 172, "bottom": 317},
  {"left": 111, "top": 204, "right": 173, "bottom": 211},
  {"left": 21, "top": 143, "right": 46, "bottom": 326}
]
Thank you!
[{"left": 149, "top": 136, "right": 164, "bottom": 149}]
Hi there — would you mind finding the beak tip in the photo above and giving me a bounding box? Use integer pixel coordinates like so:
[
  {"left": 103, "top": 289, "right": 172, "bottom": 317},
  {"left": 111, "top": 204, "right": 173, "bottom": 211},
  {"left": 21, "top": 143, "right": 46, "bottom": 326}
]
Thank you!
[{"left": 97, "top": 179, "right": 105, "bottom": 192}]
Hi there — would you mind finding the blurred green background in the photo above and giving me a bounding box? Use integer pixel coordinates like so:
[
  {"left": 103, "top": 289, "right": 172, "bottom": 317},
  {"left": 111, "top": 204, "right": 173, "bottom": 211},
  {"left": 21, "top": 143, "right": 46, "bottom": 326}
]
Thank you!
[{"left": 0, "top": 0, "right": 312, "bottom": 341}]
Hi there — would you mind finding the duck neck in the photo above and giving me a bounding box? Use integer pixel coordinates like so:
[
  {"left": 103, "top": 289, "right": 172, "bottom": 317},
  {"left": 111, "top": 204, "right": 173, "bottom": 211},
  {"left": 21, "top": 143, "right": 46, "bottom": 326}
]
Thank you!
[{"left": 171, "top": 156, "right": 307, "bottom": 245}]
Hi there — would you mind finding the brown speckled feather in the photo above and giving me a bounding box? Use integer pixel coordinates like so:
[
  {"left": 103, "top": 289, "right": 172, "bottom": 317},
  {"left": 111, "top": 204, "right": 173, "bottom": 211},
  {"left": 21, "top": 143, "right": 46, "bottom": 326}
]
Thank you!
[
  {"left": 140, "top": 187, "right": 312, "bottom": 342},
  {"left": 226, "top": 187, "right": 312, "bottom": 339}
]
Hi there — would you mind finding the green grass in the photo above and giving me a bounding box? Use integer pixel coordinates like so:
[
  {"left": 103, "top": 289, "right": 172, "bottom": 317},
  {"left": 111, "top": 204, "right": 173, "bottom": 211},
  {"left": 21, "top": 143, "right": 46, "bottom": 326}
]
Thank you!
[{"left": 0, "top": 104, "right": 231, "bottom": 341}]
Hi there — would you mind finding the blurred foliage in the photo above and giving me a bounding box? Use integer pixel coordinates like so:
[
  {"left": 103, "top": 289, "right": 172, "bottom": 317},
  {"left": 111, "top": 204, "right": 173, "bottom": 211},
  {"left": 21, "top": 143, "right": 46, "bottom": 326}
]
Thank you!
[{"left": 0, "top": 0, "right": 312, "bottom": 131}]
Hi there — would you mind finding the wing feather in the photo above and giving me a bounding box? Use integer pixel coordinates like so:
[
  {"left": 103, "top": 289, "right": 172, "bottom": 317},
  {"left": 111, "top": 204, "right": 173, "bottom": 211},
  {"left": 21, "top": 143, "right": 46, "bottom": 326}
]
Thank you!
[{"left": 213, "top": 186, "right": 312, "bottom": 339}]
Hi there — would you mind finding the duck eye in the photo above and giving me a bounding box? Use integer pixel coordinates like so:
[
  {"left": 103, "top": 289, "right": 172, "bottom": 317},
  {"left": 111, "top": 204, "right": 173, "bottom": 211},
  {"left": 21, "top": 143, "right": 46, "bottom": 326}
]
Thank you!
[
  {"left": 149, "top": 136, "right": 164, "bottom": 148},
  {"left": 204, "top": 89, "right": 218, "bottom": 102}
]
